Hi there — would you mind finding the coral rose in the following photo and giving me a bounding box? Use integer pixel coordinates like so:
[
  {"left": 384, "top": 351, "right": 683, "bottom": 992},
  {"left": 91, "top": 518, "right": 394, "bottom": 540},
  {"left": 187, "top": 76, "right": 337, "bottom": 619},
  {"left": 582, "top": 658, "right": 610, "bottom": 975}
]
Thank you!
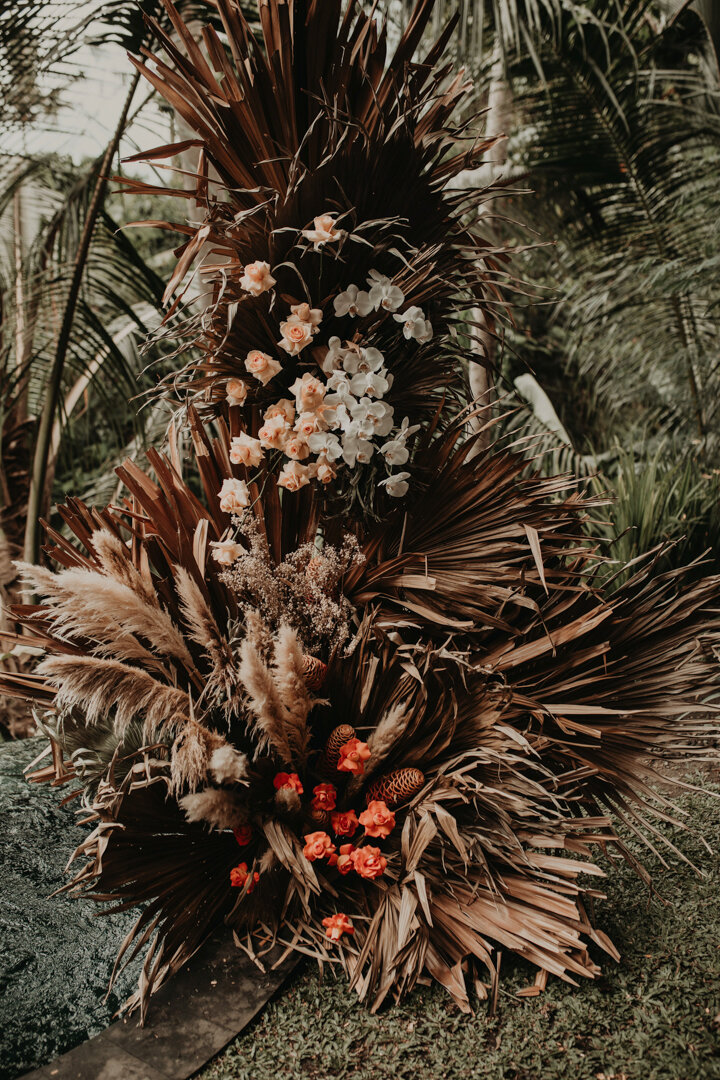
[
  {"left": 229, "top": 432, "right": 264, "bottom": 468},
  {"left": 351, "top": 845, "right": 387, "bottom": 880},
  {"left": 335, "top": 844, "right": 355, "bottom": 875},
  {"left": 278, "top": 460, "right": 312, "bottom": 492},
  {"left": 315, "top": 458, "right": 337, "bottom": 485},
  {"left": 336, "top": 737, "right": 371, "bottom": 776},
  {"left": 331, "top": 809, "right": 359, "bottom": 837},
  {"left": 273, "top": 772, "right": 304, "bottom": 794},
  {"left": 245, "top": 349, "right": 282, "bottom": 384},
  {"left": 226, "top": 378, "right": 248, "bottom": 407},
  {"left": 302, "top": 831, "right": 336, "bottom": 862},
  {"left": 311, "top": 783, "right": 337, "bottom": 813},
  {"left": 218, "top": 478, "right": 250, "bottom": 514},
  {"left": 359, "top": 800, "right": 396, "bottom": 839},
  {"left": 239, "top": 260, "right": 276, "bottom": 296},
  {"left": 322, "top": 913, "right": 354, "bottom": 942},
  {"left": 230, "top": 862, "right": 260, "bottom": 891},
  {"left": 233, "top": 824, "right": 252, "bottom": 846}
]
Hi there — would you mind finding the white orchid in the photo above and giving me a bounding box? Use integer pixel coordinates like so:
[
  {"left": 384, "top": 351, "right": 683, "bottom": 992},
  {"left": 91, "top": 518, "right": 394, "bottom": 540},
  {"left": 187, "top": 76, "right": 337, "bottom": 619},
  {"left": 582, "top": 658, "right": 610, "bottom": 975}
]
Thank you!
[
  {"left": 351, "top": 397, "right": 395, "bottom": 437},
  {"left": 341, "top": 345, "right": 384, "bottom": 375},
  {"left": 349, "top": 369, "right": 390, "bottom": 398},
  {"left": 367, "top": 270, "right": 404, "bottom": 312},
  {"left": 378, "top": 472, "right": 411, "bottom": 498},
  {"left": 308, "top": 431, "right": 343, "bottom": 461},
  {"left": 380, "top": 439, "right": 409, "bottom": 466},
  {"left": 342, "top": 433, "right": 375, "bottom": 467},
  {"left": 394, "top": 305, "right": 433, "bottom": 343},
  {"left": 334, "top": 285, "right": 373, "bottom": 318},
  {"left": 322, "top": 336, "right": 347, "bottom": 372}
]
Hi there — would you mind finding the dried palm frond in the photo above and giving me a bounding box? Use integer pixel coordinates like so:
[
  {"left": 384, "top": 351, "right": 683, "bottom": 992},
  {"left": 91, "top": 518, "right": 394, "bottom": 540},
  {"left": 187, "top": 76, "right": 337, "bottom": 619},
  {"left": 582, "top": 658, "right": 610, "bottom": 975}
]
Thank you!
[{"left": 4, "top": 0, "right": 720, "bottom": 1026}]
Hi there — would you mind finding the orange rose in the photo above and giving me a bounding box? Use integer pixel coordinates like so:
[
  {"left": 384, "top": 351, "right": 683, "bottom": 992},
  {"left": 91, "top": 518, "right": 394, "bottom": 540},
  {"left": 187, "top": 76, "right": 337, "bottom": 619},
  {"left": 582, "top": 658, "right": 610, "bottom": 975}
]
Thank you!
[
  {"left": 322, "top": 912, "right": 354, "bottom": 941},
  {"left": 278, "top": 316, "right": 314, "bottom": 356},
  {"left": 230, "top": 862, "right": 260, "bottom": 891},
  {"left": 311, "top": 783, "right": 337, "bottom": 813},
  {"left": 273, "top": 771, "right": 303, "bottom": 794},
  {"left": 359, "top": 800, "right": 396, "bottom": 839},
  {"left": 336, "top": 737, "right": 371, "bottom": 776},
  {"left": 331, "top": 809, "right": 359, "bottom": 837},
  {"left": 239, "top": 260, "right": 276, "bottom": 297},
  {"left": 233, "top": 824, "right": 252, "bottom": 846},
  {"left": 284, "top": 434, "right": 310, "bottom": 461},
  {"left": 351, "top": 845, "right": 387, "bottom": 880},
  {"left": 335, "top": 843, "right": 355, "bottom": 875},
  {"left": 302, "top": 831, "right": 336, "bottom": 862},
  {"left": 258, "top": 414, "right": 290, "bottom": 450}
]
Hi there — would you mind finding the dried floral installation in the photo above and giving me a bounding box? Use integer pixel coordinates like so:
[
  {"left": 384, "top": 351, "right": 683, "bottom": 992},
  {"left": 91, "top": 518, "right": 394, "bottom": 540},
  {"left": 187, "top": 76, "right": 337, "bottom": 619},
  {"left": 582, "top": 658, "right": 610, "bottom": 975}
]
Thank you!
[{"left": 3, "top": 0, "right": 720, "bottom": 1021}]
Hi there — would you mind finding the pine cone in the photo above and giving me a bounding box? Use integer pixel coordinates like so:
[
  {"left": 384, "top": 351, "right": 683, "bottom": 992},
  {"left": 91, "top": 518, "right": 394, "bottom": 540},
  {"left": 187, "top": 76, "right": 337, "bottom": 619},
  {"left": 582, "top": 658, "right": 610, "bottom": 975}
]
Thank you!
[
  {"left": 307, "top": 806, "right": 330, "bottom": 828},
  {"left": 302, "top": 653, "right": 327, "bottom": 691},
  {"left": 323, "top": 724, "right": 355, "bottom": 773},
  {"left": 366, "top": 768, "right": 425, "bottom": 809}
]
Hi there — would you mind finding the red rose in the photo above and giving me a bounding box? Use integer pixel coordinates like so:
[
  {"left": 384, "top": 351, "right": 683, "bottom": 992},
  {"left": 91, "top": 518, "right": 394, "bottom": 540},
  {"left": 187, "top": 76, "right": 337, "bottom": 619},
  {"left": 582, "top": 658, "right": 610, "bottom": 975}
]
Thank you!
[
  {"left": 273, "top": 772, "right": 304, "bottom": 794},
  {"left": 311, "top": 783, "right": 337, "bottom": 813},
  {"left": 331, "top": 809, "right": 359, "bottom": 837},
  {"left": 359, "top": 800, "right": 395, "bottom": 839},
  {"left": 230, "top": 862, "right": 260, "bottom": 892},
  {"left": 233, "top": 824, "right": 252, "bottom": 846}
]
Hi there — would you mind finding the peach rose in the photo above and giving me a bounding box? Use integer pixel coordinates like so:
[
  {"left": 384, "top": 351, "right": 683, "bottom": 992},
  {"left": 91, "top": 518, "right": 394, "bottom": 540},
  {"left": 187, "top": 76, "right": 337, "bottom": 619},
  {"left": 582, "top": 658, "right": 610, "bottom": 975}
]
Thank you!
[
  {"left": 316, "top": 458, "right": 337, "bottom": 485},
  {"left": 210, "top": 539, "right": 245, "bottom": 566},
  {"left": 226, "top": 377, "right": 248, "bottom": 407},
  {"left": 229, "top": 433, "right": 264, "bottom": 468},
  {"left": 264, "top": 398, "right": 296, "bottom": 425},
  {"left": 311, "top": 783, "right": 337, "bottom": 813},
  {"left": 359, "top": 800, "right": 396, "bottom": 839},
  {"left": 295, "top": 411, "right": 325, "bottom": 438},
  {"left": 230, "top": 862, "right": 260, "bottom": 891},
  {"left": 351, "top": 845, "right": 387, "bottom": 880},
  {"left": 322, "top": 913, "right": 354, "bottom": 941},
  {"left": 245, "top": 349, "right": 282, "bottom": 385},
  {"left": 290, "top": 302, "right": 322, "bottom": 329},
  {"left": 239, "top": 260, "right": 276, "bottom": 297},
  {"left": 336, "top": 737, "right": 371, "bottom": 776},
  {"left": 277, "top": 460, "right": 312, "bottom": 492},
  {"left": 283, "top": 434, "right": 310, "bottom": 461},
  {"left": 302, "top": 831, "right": 336, "bottom": 862},
  {"left": 273, "top": 771, "right": 304, "bottom": 794},
  {"left": 218, "top": 477, "right": 250, "bottom": 514},
  {"left": 233, "top": 825, "right": 252, "bottom": 846},
  {"left": 258, "top": 414, "right": 290, "bottom": 450},
  {"left": 331, "top": 809, "right": 359, "bottom": 838},
  {"left": 302, "top": 213, "right": 342, "bottom": 249},
  {"left": 278, "top": 316, "right": 314, "bottom": 356},
  {"left": 290, "top": 372, "right": 326, "bottom": 411}
]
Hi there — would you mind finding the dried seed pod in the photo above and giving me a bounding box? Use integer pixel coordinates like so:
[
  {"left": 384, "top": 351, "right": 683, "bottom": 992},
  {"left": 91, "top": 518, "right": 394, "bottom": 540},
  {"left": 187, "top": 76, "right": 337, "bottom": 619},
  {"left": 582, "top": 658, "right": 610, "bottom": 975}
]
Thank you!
[
  {"left": 366, "top": 768, "right": 425, "bottom": 809},
  {"left": 323, "top": 723, "right": 355, "bottom": 773},
  {"left": 302, "top": 653, "right": 328, "bottom": 692}
]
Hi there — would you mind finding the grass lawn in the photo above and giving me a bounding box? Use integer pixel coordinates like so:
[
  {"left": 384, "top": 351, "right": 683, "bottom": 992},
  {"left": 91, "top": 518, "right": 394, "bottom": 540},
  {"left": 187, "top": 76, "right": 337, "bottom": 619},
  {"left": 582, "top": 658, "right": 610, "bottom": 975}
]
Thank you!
[{"left": 201, "top": 778, "right": 720, "bottom": 1080}]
